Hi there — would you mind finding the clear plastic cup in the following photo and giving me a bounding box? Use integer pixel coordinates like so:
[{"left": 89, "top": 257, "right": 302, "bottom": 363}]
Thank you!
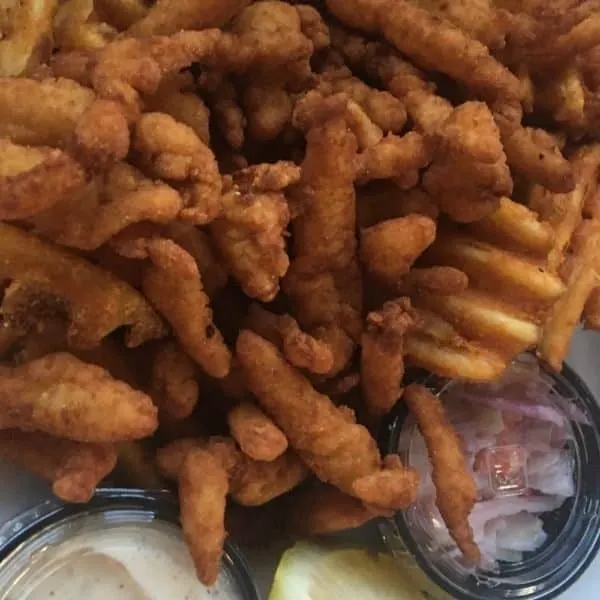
[
  {"left": 379, "top": 357, "right": 600, "bottom": 600},
  {"left": 0, "top": 488, "right": 260, "bottom": 600}
]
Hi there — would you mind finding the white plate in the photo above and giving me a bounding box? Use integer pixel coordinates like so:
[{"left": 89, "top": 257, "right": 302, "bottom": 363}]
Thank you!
[{"left": 1, "top": 330, "right": 599, "bottom": 598}]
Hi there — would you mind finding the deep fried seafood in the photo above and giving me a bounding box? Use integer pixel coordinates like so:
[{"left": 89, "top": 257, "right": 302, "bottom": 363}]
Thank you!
[
  {"left": 422, "top": 102, "right": 512, "bottom": 222},
  {"left": 0, "top": 223, "right": 165, "bottom": 348},
  {"left": 361, "top": 299, "right": 417, "bottom": 416},
  {"left": 228, "top": 401, "right": 289, "bottom": 462},
  {"left": 360, "top": 215, "right": 436, "bottom": 286},
  {"left": 327, "top": 0, "right": 523, "bottom": 101},
  {"left": 285, "top": 111, "right": 363, "bottom": 341},
  {"left": 288, "top": 485, "right": 387, "bottom": 537},
  {"left": 245, "top": 304, "right": 339, "bottom": 375},
  {"left": 398, "top": 266, "right": 469, "bottom": 296},
  {"left": 0, "top": 353, "right": 158, "bottom": 442},
  {"left": 163, "top": 221, "right": 228, "bottom": 298},
  {"left": 151, "top": 341, "right": 199, "bottom": 422},
  {"left": 156, "top": 436, "right": 309, "bottom": 506},
  {"left": 142, "top": 239, "right": 231, "bottom": 378},
  {"left": 242, "top": 81, "right": 293, "bottom": 142},
  {"left": 30, "top": 163, "right": 183, "bottom": 250},
  {"left": 237, "top": 330, "right": 419, "bottom": 510},
  {"left": 0, "top": 429, "right": 117, "bottom": 503},
  {"left": 179, "top": 448, "right": 229, "bottom": 586},
  {"left": 145, "top": 74, "right": 211, "bottom": 145},
  {"left": 128, "top": 0, "right": 250, "bottom": 37},
  {"left": 133, "top": 112, "right": 222, "bottom": 225},
  {"left": 0, "top": 139, "right": 86, "bottom": 220},
  {"left": 0, "top": 0, "right": 57, "bottom": 76},
  {"left": 210, "top": 163, "right": 297, "bottom": 301},
  {"left": 404, "top": 384, "right": 480, "bottom": 563}
]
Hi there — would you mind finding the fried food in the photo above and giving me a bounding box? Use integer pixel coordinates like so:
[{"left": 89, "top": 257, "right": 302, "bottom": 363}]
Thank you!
[
  {"left": 228, "top": 401, "right": 288, "bottom": 462},
  {"left": 209, "top": 163, "right": 296, "bottom": 301},
  {"left": 179, "top": 447, "right": 229, "bottom": 586},
  {"left": 360, "top": 215, "right": 436, "bottom": 286},
  {"left": 0, "top": 223, "right": 165, "bottom": 348},
  {"left": 156, "top": 436, "right": 309, "bottom": 506},
  {"left": 30, "top": 163, "right": 183, "bottom": 250},
  {"left": 284, "top": 110, "right": 363, "bottom": 342},
  {"left": 361, "top": 299, "right": 417, "bottom": 416},
  {"left": 150, "top": 341, "right": 199, "bottom": 422},
  {"left": 133, "top": 112, "right": 222, "bottom": 225},
  {"left": 128, "top": 0, "right": 250, "bottom": 37},
  {"left": 246, "top": 303, "right": 346, "bottom": 376},
  {"left": 0, "top": 429, "right": 117, "bottom": 502},
  {"left": 0, "top": 138, "right": 86, "bottom": 220},
  {"left": 0, "top": 353, "right": 158, "bottom": 442},
  {"left": 288, "top": 485, "right": 386, "bottom": 537},
  {"left": 0, "top": 0, "right": 57, "bottom": 76},
  {"left": 404, "top": 384, "right": 480, "bottom": 563},
  {"left": 539, "top": 219, "right": 600, "bottom": 370},
  {"left": 237, "top": 330, "right": 419, "bottom": 510},
  {"left": 142, "top": 238, "right": 232, "bottom": 379}
]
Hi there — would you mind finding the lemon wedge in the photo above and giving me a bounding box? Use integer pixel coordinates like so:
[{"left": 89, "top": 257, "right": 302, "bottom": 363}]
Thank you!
[{"left": 268, "top": 542, "right": 453, "bottom": 600}]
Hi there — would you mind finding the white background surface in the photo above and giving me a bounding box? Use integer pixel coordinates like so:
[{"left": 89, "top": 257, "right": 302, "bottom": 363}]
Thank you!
[{"left": 1, "top": 330, "right": 599, "bottom": 598}]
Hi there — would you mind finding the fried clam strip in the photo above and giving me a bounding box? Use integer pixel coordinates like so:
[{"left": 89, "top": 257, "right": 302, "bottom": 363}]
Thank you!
[
  {"left": 90, "top": 13, "right": 313, "bottom": 119},
  {"left": 326, "top": 0, "right": 523, "bottom": 102},
  {"left": 0, "top": 78, "right": 129, "bottom": 169},
  {"left": 133, "top": 112, "right": 222, "bottom": 225},
  {"left": 209, "top": 162, "right": 298, "bottom": 302},
  {"left": 284, "top": 108, "right": 362, "bottom": 354},
  {"left": 236, "top": 331, "right": 420, "bottom": 511},
  {"left": 361, "top": 298, "right": 418, "bottom": 417},
  {"left": 0, "top": 139, "right": 86, "bottom": 221},
  {"left": 29, "top": 163, "right": 183, "bottom": 250},
  {"left": 179, "top": 448, "right": 229, "bottom": 586},
  {"left": 0, "top": 430, "right": 117, "bottom": 503},
  {"left": 142, "top": 238, "right": 232, "bottom": 379},
  {"left": 404, "top": 384, "right": 480, "bottom": 563},
  {"left": 227, "top": 401, "right": 288, "bottom": 462},
  {"left": 405, "top": 197, "right": 562, "bottom": 381},
  {"left": 332, "top": 32, "right": 572, "bottom": 196},
  {"left": 245, "top": 303, "right": 354, "bottom": 376},
  {"left": 0, "top": 353, "right": 158, "bottom": 442},
  {"left": 288, "top": 485, "right": 390, "bottom": 538},
  {"left": 150, "top": 340, "right": 199, "bottom": 422},
  {"left": 360, "top": 215, "right": 436, "bottom": 286},
  {"left": 158, "top": 435, "right": 308, "bottom": 583},
  {"left": 539, "top": 219, "right": 600, "bottom": 371},
  {"left": 0, "top": 223, "right": 165, "bottom": 348},
  {"left": 0, "top": 0, "right": 57, "bottom": 76},
  {"left": 127, "top": 0, "right": 250, "bottom": 37},
  {"left": 157, "top": 436, "right": 309, "bottom": 507}
]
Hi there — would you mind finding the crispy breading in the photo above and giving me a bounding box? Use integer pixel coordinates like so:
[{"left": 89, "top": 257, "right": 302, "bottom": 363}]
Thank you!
[
  {"left": 150, "top": 340, "right": 199, "bottom": 422},
  {"left": 30, "top": 163, "right": 182, "bottom": 250},
  {"left": 0, "top": 353, "right": 158, "bottom": 442},
  {"left": 361, "top": 299, "right": 417, "bottom": 416},
  {"left": 210, "top": 163, "right": 296, "bottom": 301},
  {"left": 237, "top": 330, "right": 419, "bottom": 510},
  {"left": 0, "top": 223, "right": 166, "bottom": 348},
  {"left": 0, "top": 139, "right": 86, "bottom": 220},
  {"left": 404, "top": 384, "right": 480, "bottom": 563},
  {"left": 0, "top": 429, "right": 117, "bottom": 502},
  {"left": 142, "top": 238, "right": 232, "bottom": 378},
  {"left": 179, "top": 448, "right": 229, "bottom": 586},
  {"left": 228, "top": 401, "right": 289, "bottom": 462},
  {"left": 360, "top": 215, "right": 436, "bottom": 286}
]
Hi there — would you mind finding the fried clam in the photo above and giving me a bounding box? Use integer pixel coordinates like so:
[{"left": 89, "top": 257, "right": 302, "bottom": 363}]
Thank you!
[{"left": 0, "top": 223, "right": 166, "bottom": 348}]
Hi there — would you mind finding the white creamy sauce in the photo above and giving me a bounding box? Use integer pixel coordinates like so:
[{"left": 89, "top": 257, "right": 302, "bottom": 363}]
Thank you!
[{"left": 4, "top": 522, "right": 241, "bottom": 600}]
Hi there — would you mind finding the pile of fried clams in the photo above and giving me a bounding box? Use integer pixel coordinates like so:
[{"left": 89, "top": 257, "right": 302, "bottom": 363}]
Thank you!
[{"left": 2, "top": 0, "right": 600, "bottom": 585}]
